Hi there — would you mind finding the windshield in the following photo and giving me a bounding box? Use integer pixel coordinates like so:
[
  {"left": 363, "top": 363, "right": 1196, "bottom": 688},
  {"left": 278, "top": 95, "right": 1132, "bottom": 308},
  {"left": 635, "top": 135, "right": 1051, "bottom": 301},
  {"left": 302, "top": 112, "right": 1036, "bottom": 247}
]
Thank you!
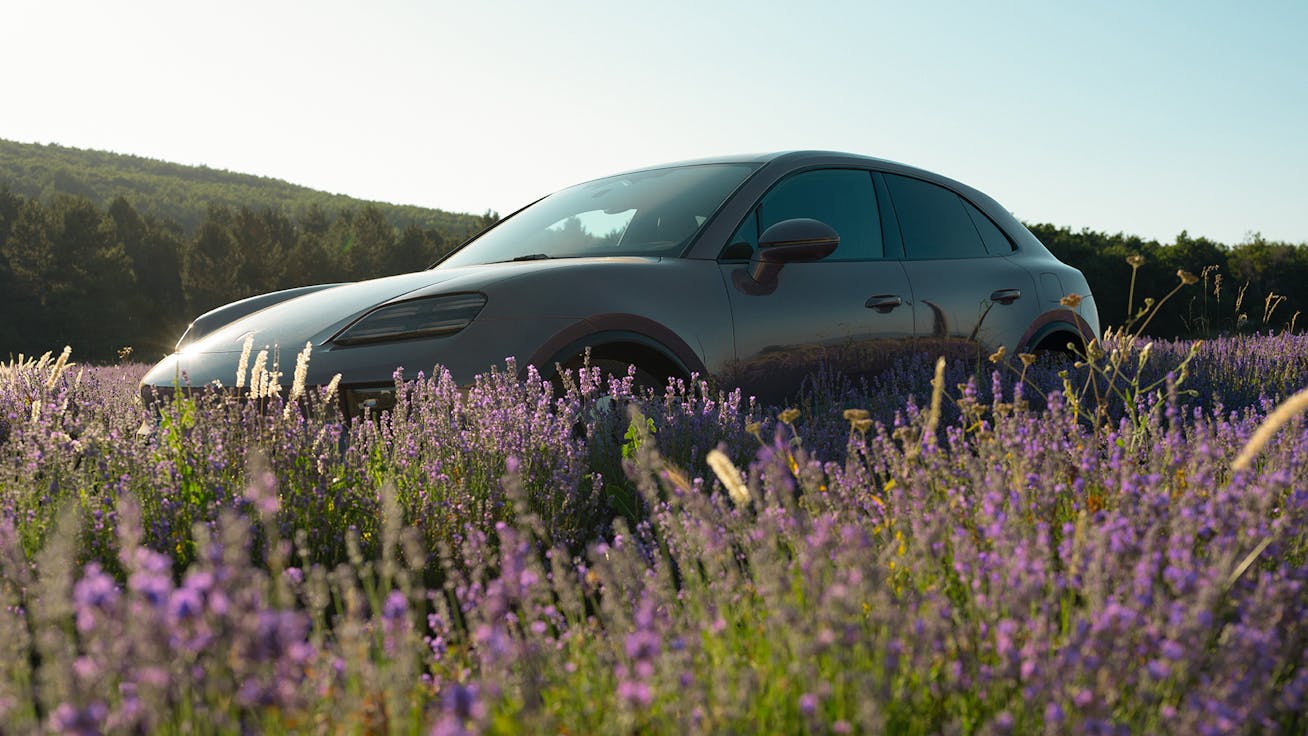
[{"left": 438, "top": 163, "right": 757, "bottom": 267}]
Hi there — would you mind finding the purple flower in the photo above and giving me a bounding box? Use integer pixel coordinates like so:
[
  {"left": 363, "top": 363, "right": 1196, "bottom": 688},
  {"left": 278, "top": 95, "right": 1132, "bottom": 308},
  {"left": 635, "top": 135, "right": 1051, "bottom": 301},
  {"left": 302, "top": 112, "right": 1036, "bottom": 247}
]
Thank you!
[
  {"left": 168, "top": 586, "right": 202, "bottom": 620},
  {"left": 127, "top": 570, "right": 171, "bottom": 607},
  {"left": 382, "top": 590, "right": 408, "bottom": 622},
  {"left": 625, "top": 629, "right": 661, "bottom": 662},
  {"left": 617, "top": 678, "right": 653, "bottom": 708},
  {"left": 49, "top": 701, "right": 108, "bottom": 736},
  {"left": 1147, "top": 659, "right": 1171, "bottom": 680},
  {"left": 1045, "top": 702, "right": 1065, "bottom": 724},
  {"left": 442, "top": 682, "right": 485, "bottom": 722},
  {"left": 73, "top": 564, "right": 120, "bottom": 632}
]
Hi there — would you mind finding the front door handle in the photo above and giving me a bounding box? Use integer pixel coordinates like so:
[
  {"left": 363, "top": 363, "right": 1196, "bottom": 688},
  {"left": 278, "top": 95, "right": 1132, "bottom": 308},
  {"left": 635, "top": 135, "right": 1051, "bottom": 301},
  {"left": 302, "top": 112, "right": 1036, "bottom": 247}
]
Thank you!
[
  {"left": 865, "top": 294, "right": 904, "bottom": 313},
  {"left": 990, "top": 288, "right": 1022, "bottom": 305}
]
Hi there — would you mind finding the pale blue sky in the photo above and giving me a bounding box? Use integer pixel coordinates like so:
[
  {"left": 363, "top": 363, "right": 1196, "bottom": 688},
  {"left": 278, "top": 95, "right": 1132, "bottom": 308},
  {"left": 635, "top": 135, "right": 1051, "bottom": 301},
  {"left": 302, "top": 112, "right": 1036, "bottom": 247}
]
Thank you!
[{"left": 3, "top": 0, "right": 1305, "bottom": 245}]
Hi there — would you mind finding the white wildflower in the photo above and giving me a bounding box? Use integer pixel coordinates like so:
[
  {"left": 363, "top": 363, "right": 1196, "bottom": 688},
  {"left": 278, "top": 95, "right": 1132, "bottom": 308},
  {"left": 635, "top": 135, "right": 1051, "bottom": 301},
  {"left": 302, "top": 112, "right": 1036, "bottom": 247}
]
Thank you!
[
  {"left": 323, "top": 373, "right": 343, "bottom": 405},
  {"left": 284, "top": 342, "right": 313, "bottom": 419},
  {"left": 249, "top": 349, "right": 268, "bottom": 400},
  {"left": 235, "top": 334, "right": 254, "bottom": 389},
  {"left": 46, "top": 346, "right": 72, "bottom": 391}
]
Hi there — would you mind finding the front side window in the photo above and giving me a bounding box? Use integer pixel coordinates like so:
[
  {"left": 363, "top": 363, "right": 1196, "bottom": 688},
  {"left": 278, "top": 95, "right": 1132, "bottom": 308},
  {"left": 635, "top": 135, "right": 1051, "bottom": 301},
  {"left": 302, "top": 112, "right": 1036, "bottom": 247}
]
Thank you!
[
  {"left": 724, "top": 169, "right": 882, "bottom": 261},
  {"left": 439, "top": 163, "right": 756, "bottom": 267},
  {"left": 884, "top": 174, "right": 991, "bottom": 259}
]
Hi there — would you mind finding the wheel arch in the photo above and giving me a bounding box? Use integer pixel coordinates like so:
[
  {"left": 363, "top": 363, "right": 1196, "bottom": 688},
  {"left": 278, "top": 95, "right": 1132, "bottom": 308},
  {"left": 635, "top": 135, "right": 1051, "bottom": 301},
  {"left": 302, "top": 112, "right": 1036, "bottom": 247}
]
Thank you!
[
  {"left": 522, "top": 314, "right": 706, "bottom": 383},
  {"left": 1019, "top": 309, "right": 1097, "bottom": 356}
]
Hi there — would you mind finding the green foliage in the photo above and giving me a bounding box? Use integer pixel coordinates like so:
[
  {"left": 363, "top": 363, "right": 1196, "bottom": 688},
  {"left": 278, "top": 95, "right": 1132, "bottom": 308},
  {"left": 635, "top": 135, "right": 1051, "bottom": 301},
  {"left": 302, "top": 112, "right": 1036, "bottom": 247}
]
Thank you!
[
  {"left": 621, "top": 414, "right": 657, "bottom": 460},
  {"left": 0, "top": 141, "right": 501, "bottom": 361},
  {"left": 0, "top": 139, "right": 483, "bottom": 237},
  {"left": 1030, "top": 223, "right": 1307, "bottom": 338}
]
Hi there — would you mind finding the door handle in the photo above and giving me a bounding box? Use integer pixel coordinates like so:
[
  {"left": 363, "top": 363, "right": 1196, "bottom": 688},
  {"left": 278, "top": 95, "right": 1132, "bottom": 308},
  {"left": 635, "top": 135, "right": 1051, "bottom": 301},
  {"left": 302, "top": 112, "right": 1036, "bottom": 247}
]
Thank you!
[
  {"left": 989, "top": 288, "right": 1022, "bottom": 305},
  {"left": 865, "top": 295, "right": 904, "bottom": 313}
]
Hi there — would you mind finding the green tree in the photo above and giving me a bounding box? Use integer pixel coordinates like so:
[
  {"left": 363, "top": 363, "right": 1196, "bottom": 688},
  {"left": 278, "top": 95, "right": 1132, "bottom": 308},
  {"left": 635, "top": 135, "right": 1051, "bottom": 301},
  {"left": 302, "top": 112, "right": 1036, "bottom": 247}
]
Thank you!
[
  {"left": 108, "top": 196, "right": 187, "bottom": 355},
  {"left": 0, "top": 188, "right": 27, "bottom": 352},
  {"left": 346, "top": 205, "right": 396, "bottom": 278},
  {"left": 1, "top": 195, "right": 136, "bottom": 358},
  {"left": 184, "top": 205, "right": 245, "bottom": 315},
  {"left": 380, "top": 223, "right": 441, "bottom": 275}
]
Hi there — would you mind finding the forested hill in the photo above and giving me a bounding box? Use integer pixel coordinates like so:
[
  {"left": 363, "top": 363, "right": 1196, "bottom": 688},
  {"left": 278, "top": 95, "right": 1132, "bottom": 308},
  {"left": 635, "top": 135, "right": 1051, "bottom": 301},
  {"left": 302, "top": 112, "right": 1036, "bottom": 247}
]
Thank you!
[{"left": 0, "top": 138, "right": 483, "bottom": 237}]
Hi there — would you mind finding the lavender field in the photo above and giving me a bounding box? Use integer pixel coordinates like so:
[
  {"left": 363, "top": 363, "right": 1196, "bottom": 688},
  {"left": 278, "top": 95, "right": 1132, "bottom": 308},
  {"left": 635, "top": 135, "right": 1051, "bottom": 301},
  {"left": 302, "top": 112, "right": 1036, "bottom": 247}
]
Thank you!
[{"left": 1, "top": 332, "right": 1306, "bottom": 734}]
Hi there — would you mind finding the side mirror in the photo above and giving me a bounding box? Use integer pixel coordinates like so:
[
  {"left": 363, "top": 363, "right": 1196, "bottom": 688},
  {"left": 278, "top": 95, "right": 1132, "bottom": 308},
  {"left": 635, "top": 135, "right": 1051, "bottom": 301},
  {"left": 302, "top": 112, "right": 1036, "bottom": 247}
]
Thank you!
[{"left": 732, "top": 218, "right": 839, "bottom": 295}]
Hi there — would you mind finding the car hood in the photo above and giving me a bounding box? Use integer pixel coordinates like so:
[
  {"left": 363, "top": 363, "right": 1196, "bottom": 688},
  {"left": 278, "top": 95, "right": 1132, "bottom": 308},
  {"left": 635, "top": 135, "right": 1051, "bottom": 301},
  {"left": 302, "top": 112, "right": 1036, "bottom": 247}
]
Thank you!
[{"left": 182, "top": 263, "right": 518, "bottom": 355}]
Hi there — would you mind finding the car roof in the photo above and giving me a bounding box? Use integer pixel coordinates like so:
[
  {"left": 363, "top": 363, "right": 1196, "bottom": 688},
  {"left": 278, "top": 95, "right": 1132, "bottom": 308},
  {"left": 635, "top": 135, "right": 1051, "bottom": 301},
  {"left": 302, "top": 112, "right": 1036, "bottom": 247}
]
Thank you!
[
  {"left": 616, "top": 150, "right": 971, "bottom": 195},
  {"left": 616, "top": 150, "right": 905, "bottom": 174}
]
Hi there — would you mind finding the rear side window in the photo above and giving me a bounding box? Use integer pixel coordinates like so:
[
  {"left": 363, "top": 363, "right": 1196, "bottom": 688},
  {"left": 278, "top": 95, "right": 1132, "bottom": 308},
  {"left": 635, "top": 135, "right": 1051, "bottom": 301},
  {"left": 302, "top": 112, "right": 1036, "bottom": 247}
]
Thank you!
[
  {"left": 964, "top": 201, "right": 1014, "bottom": 254},
  {"left": 755, "top": 169, "right": 883, "bottom": 261},
  {"left": 885, "top": 174, "right": 990, "bottom": 259}
]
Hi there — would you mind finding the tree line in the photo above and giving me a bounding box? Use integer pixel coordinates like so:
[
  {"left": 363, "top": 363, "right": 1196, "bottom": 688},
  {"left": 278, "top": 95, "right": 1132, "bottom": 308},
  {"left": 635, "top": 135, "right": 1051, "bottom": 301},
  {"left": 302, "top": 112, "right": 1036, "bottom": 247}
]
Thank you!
[
  {"left": 0, "top": 186, "right": 1303, "bottom": 364},
  {"left": 0, "top": 189, "right": 496, "bottom": 361},
  {"left": 1031, "top": 224, "right": 1306, "bottom": 339}
]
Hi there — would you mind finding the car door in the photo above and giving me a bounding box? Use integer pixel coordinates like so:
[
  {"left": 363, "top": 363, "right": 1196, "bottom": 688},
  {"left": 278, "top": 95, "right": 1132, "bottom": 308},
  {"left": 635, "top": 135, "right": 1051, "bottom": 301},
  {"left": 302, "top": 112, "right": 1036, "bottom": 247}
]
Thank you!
[
  {"left": 716, "top": 168, "right": 915, "bottom": 403},
  {"left": 879, "top": 172, "right": 1040, "bottom": 356}
]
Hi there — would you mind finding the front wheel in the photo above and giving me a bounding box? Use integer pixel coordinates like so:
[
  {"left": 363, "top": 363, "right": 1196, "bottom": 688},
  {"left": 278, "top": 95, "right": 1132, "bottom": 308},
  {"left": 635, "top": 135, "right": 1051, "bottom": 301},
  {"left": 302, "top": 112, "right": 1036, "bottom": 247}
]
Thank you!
[{"left": 556, "top": 356, "right": 664, "bottom": 400}]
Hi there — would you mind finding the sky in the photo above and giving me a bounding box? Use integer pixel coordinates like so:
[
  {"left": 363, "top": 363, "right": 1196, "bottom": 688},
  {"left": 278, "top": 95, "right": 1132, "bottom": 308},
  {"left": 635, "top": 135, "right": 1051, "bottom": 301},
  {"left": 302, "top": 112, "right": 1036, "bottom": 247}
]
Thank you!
[{"left": 2, "top": 0, "right": 1306, "bottom": 246}]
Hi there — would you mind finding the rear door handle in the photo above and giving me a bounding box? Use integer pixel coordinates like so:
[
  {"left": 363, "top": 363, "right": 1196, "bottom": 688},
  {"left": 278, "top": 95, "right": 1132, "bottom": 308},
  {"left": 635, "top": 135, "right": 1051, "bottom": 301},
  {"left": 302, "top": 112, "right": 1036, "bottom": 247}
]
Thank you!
[
  {"left": 990, "top": 288, "right": 1022, "bottom": 305},
  {"left": 865, "top": 295, "right": 904, "bottom": 313}
]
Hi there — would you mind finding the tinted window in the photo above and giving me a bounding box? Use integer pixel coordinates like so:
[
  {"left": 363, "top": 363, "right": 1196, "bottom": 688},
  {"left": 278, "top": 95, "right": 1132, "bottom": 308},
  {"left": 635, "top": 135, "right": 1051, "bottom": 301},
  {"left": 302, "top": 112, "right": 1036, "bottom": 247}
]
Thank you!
[
  {"left": 885, "top": 174, "right": 988, "bottom": 260},
  {"left": 964, "top": 201, "right": 1014, "bottom": 254},
  {"left": 756, "top": 169, "right": 882, "bottom": 261},
  {"left": 721, "top": 210, "right": 758, "bottom": 261}
]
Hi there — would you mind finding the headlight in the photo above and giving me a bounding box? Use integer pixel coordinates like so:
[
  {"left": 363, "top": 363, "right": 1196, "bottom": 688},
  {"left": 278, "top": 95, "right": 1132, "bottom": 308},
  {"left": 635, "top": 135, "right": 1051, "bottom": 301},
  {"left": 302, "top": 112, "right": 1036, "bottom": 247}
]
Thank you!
[{"left": 332, "top": 293, "right": 487, "bottom": 346}]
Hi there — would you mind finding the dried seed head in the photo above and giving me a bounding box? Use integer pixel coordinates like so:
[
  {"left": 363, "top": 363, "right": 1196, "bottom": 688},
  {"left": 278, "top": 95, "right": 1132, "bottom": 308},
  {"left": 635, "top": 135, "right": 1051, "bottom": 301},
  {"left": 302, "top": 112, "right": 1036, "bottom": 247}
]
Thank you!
[
  {"left": 988, "top": 345, "right": 1007, "bottom": 364},
  {"left": 1126, "top": 254, "right": 1145, "bottom": 268},
  {"left": 778, "top": 408, "right": 800, "bottom": 425},
  {"left": 323, "top": 373, "right": 343, "bottom": 405},
  {"left": 1019, "top": 352, "right": 1038, "bottom": 367},
  {"left": 706, "top": 449, "right": 751, "bottom": 507},
  {"left": 843, "top": 408, "right": 870, "bottom": 423},
  {"left": 1059, "top": 293, "right": 1083, "bottom": 309},
  {"left": 1177, "top": 269, "right": 1199, "bottom": 286},
  {"left": 46, "top": 346, "right": 72, "bottom": 391},
  {"left": 249, "top": 349, "right": 269, "bottom": 400},
  {"left": 235, "top": 334, "right": 254, "bottom": 389},
  {"left": 1232, "top": 385, "right": 1308, "bottom": 472},
  {"left": 289, "top": 342, "right": 312, "bottom": 402}
]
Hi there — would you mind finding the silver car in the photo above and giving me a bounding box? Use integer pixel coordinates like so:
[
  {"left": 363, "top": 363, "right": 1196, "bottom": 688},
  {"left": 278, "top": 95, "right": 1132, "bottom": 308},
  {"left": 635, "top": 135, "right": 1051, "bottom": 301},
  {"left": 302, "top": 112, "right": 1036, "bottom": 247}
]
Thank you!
[{"left": 141, "top": 151, "right": 1100, "bottom": 410}]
